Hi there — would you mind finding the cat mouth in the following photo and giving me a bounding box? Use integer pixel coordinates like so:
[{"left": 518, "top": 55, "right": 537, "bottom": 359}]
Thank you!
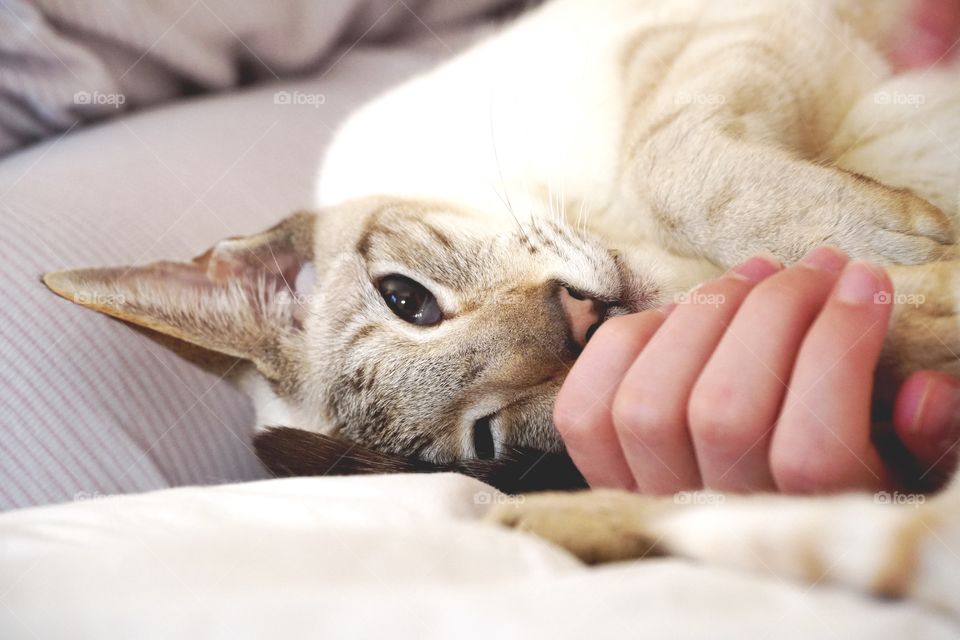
[{"left": 608, "top": 252, "right": 660, "bottom": 313}]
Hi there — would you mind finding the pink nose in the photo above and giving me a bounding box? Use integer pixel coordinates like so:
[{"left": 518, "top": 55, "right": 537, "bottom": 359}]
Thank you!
[{"left": 559, "top": 287, "right": 604, "bottom": 348}]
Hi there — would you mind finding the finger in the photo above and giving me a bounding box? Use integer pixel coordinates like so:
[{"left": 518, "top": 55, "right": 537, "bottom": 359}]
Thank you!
[
  {"left": 893, "top": 370, "right": 960, "bottom": 487},
  {"left": 613, "top": 255, "right": 782, "bottom": 494},
  {"left": 770, "top": 262, "right": 893, "bottom": 493},
  {"left": 890, "top": 0, "right": 960, "bottom": 71},
  {"left": 689, "top": 247, "right": 848, "bottom": 491},
  {"left": 554, "top": 309, "right": 668, "bottom": 489}
]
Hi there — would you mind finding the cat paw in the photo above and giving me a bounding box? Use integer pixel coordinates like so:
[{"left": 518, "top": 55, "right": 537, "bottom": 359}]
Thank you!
[
  {"left": 843, "top": 185, "right": 956, "bottom": 264},
  {"left": 485, "top": 490, "right": 666, "bottom": 564},
  {"left": 885, "top": 259, "right": 960, "bottom": 381}
]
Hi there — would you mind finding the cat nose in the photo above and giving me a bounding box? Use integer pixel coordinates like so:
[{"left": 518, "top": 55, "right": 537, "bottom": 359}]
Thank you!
[{"left": 559, "top": 286, "right": 605, "bottom": 348}]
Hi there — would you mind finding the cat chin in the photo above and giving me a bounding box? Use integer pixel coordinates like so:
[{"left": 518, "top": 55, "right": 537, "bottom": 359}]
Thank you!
[{"left": 253, "top": 426, "right": 588, "bottom": 494}]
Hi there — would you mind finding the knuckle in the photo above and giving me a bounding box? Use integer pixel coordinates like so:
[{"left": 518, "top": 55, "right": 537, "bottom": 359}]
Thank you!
[
  {"left": 552, "top": 399, "right": 596, "bottom": 442},
  {"left": 769, "top": 445, "right": 830, "bottom": 493},
  {"left": 749, "top": 278, "right": 816, "bottom": 314},
  {"left": 611, "top": 387, "right": 680, "bottom": 447},
  {"left": 687, "top": 382, "right": 748, "bottom": 449}
]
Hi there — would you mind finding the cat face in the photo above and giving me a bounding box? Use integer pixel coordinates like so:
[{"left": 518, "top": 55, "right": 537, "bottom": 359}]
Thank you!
[{"left": 44, "top": 196, "right": 663, "bottom": 462}]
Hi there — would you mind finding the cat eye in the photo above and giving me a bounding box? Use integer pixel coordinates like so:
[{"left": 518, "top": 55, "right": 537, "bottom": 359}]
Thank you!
[
  {"left": 377, "top": 274, "right": 442, "bottom": 326},
  {"left": 564, "top": 286, "right": 587, "bottom": 301},
  {"left": 472, "top": 415, "right": 496, "bottom": 460}
]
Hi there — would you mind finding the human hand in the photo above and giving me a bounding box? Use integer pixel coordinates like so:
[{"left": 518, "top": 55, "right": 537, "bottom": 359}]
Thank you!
[
  {"left": 890, "top": 0, "right": 960, "bottom": 70},
  {"left": 555, "top": 247, "right": 960, "bottom": 494}
]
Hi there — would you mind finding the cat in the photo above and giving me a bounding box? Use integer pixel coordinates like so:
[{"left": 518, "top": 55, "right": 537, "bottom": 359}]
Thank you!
[{"left": 42, "top": 0, "right": 960, "bottom": 614}]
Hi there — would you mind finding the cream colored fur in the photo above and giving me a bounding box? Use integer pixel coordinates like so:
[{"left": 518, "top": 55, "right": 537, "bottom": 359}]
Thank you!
[{"left": 42, "top": 0, "right": 960, "bottom": 616}]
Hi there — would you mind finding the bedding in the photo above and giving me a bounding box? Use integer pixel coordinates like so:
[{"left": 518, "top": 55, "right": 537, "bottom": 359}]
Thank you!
[
  {"left": 2, "top": 3, "right": 957, "bottom": 637},
  {"left": 0, "top": 8, "right": 489, "bottom": 511},
  {"left": 0, "top": 0, "right": 513, "bottom": 156},
  {"left": 0, "top": 473, "right": 955, "bottom": 639}
]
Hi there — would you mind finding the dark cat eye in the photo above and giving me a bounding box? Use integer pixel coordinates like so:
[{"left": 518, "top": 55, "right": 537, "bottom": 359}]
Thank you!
[
  {"left": 564, "top": 286, "right": 587, "bottom": 301},
  {"left": 472, "top": 415, "right": 496, "bottom": 460},
  {"left": 377, "top": 274, "right": 442, "bottom": 326}
]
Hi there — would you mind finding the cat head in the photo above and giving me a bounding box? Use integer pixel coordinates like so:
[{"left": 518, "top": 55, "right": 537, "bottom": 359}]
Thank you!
[{"left": 43, "top": 196, "right": 663, "bottom": 463}]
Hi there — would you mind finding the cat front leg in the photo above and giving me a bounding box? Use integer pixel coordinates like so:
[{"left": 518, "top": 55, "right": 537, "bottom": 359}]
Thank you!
[
  {"left": 617, "top": 1, "right": 955, "bottom": 268},
  {"left": 487, "top": 488, "right": 958, "bottom": 614},
  {"left": 882, "top": 261, "right": 960, "bottom": 384},
  {"left": 627, "top": 124, "right": 955, "bottom": 268}
]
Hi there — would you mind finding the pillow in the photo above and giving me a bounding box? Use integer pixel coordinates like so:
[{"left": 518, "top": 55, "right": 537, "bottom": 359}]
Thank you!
[
  {"left": 0, "top": 23, "right": 483, "bottom": 510},
  {"left": 0, "top": 0, "right": 516, "bottom": 155}
]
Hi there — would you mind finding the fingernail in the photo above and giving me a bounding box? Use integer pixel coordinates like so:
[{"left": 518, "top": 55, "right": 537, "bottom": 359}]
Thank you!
[
  {"left": 728, "top": 254, "right": 781, "bottom": 283},
  {"left": 799, "top": 246, "right": 847, "bottom": 273},
  {"left": 835, "top": 261, "right": 884, "bottom": 305},
  {"left": 913, "top": 375, "right": 960, "bottom": 447}
]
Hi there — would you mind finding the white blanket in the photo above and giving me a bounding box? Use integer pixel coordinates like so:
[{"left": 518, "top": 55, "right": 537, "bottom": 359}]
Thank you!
[{"left": 1, "top": 474, "right": 955, "bottom": 639}]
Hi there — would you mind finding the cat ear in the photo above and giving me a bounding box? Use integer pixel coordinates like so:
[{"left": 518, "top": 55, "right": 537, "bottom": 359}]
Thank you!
[{"left": 43, "top": 212, "right": 316, "bottom": 379}]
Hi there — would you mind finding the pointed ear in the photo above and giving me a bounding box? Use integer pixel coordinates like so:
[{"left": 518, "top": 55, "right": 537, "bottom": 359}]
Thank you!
[{"left": 43, "top": 212, "right": 316, "bottom": 379}]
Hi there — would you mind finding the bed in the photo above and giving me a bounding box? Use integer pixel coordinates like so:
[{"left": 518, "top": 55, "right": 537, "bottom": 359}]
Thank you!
[{"left": 0, "top": 2, "right": 955, "bottom": 637}]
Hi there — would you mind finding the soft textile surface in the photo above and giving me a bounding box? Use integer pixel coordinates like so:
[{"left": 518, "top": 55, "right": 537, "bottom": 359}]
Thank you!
[
  {"left": 0, "top": 473, "right": 955, "bottom": 639},
  {"left": 0, "top": 0, "right": 513, "bottom": 155},
  {"left": 0, "top": 11, "right": 488, "bottom": 510}
]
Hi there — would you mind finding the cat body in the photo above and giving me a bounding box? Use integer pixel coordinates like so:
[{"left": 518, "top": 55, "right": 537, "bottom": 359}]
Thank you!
[{"left": 42, "top": 0, "right": 960, "bottom": 615}]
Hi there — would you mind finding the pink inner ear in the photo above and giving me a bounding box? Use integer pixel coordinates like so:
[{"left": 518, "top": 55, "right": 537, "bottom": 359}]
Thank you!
[
  {"left": 196, "top": 239, "right": 308, "bottom": 296},
  {"left": 190, "top": 237, "right": 315, "bottom": 329}
]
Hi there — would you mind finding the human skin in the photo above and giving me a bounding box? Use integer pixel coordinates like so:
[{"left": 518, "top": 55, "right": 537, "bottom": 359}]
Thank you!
[
  {"left": 556, "top": 247, "right": 960, "bottom": 494},
  {"left": 889, "top": 0, "right": 960, "bottom": 70},
  {"left": 557, "top": 0, "right": 960, "bottom": 495}
]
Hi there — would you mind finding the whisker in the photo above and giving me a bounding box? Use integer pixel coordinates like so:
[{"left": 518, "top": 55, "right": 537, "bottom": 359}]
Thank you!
[{"left": 488, "top": 100, "right": 531, "bottom": 244}]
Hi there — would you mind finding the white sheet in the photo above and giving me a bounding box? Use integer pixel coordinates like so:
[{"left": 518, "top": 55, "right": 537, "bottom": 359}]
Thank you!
[{"left": 0, "top": 474, "right": 954, "bottom": 639}]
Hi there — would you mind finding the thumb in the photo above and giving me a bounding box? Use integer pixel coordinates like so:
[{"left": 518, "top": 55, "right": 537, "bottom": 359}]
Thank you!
[
  {"left": 889, "top": 0, "right": 960, "bottom": 71},
  {"left": 893, "top": 370, "right": 960, "bottom": 488}
]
